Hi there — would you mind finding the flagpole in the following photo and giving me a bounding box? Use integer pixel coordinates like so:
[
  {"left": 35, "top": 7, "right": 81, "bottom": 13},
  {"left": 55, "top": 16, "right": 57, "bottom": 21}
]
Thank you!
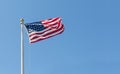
[{"left": 20, "top": 18, "right": 24, "bottom": 74}]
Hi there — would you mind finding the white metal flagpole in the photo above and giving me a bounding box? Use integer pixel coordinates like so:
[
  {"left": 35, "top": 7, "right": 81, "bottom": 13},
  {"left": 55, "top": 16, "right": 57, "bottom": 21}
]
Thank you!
[{"left": 20, "top": 18, "right": 24, "bottom": 74}]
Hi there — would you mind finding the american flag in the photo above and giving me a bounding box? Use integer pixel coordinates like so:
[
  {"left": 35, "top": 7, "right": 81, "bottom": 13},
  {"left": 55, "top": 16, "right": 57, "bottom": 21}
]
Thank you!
[{"left": 24, "top": 17, "right": 64, "bottom": 43}]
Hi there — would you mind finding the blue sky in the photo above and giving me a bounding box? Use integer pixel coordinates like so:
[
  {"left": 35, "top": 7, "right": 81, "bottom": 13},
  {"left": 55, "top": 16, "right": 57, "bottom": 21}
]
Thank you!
[{"left": 0, "top": 0, "right": 120, "bottom": 74}]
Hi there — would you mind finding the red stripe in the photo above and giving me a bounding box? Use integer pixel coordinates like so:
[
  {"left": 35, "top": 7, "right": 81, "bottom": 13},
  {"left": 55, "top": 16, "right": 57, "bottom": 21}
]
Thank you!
[
  {"left": 43, "top": 21, "right": 59, "bottom": 27},
  {"left": 41, "top": 17, "right": 60, "bottom": 24}
]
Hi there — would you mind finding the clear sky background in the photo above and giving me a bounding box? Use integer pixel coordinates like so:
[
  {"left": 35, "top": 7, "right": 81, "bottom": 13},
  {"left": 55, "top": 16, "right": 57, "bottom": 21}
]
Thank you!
[{"left": 0, "top": 0, "right": 120, "bottom": 74}]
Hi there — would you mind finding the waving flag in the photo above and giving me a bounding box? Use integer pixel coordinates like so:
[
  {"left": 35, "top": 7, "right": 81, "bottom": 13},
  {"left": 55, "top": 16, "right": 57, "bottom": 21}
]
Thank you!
[{"left": 24, "top": 17, "right": 64, "bottom": 43}]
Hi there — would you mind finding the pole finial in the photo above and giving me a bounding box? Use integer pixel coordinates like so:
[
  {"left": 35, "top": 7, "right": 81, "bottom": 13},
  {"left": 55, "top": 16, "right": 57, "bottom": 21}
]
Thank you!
[{"left": 20, "top": 18, "right": 24, "bottom": 24}]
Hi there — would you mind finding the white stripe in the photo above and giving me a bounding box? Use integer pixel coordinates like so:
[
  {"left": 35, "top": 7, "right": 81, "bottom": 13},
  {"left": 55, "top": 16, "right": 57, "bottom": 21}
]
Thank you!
[{"left": 30, "top": 28, "right": 64, "bottom": 43}]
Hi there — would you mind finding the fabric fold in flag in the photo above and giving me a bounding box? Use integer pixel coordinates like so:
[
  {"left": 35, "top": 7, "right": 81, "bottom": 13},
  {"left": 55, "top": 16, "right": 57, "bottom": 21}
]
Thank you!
[{"left": 24, "top": 17, "right": 64, "bottom": 43}]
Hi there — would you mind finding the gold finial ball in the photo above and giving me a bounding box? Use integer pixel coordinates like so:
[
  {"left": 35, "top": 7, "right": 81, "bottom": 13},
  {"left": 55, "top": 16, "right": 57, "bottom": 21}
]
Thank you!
[{"left": 20, "top": 18, "right": 24, "bottom": 24}]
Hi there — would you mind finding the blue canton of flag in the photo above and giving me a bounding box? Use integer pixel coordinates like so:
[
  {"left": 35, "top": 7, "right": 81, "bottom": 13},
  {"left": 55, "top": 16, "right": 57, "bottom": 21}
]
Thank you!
[{"left": 25, "top": 22, "right": 45, "bottom": 33}]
